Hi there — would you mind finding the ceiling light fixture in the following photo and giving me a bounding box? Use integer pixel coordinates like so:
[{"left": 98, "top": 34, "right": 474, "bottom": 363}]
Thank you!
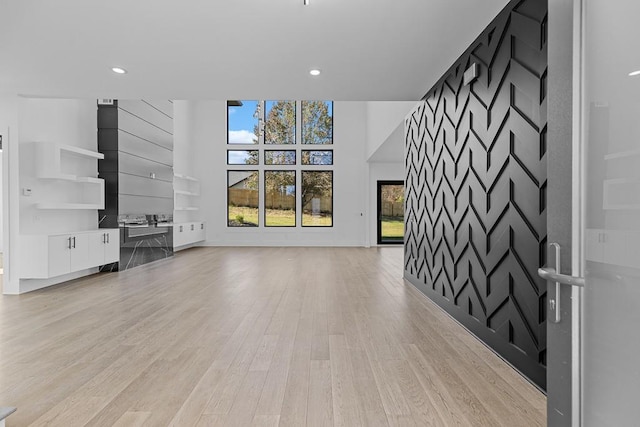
[
  {"left": 304, "top": 0, "right": 310, "bottom": 5},
  {"left": 111, "top": 67, "right": 127, "bottom": 74},
  {"left": 629, "top": 70, "right": 640, "bottom": 77},
  {"left": 309, "top": 69, "right": 321, "bottom": 76}
]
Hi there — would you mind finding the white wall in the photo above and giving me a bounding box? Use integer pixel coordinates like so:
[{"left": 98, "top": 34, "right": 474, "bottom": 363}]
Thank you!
[
  {"left": 0, "top": 150, "right": 3, "bottom": 253},
  {"left": 19, "top": 99, "right": 99, "bottom": 235},
  {"left": 180, "top": 100, "right": 368, "bottom": 247},
  {"left": 0, "top": 97, "right": 21, "bottom": 293},
  {"left": 5, "top": 98, "right": 99, "bottom": 294},
  {"left": 366, "top": 101, "right": 416, "bottom": 160}
]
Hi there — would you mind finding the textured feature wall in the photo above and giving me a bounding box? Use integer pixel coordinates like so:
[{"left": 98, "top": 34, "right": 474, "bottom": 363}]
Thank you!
[{"left": 404, "top": 0, "right": 548, "bottom": 388}]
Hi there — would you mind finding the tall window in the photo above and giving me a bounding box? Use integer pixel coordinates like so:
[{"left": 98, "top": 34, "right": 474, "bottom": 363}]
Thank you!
[
  {"left": 228, "top": 171, "right": 259, "bottom": 226},
  {"left": 227, "top": 100, "right": 334, "bottom": 228}
]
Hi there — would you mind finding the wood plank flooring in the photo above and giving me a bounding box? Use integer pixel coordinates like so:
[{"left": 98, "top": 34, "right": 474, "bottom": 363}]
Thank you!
[{"left": 0, "top": 247, "right": 545, "bottom": 426}]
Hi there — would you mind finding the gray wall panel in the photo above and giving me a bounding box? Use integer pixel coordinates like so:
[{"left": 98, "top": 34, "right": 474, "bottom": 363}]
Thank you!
[
  {"left": 117, "top": 130, "right": 173, "bottom": 166},
  {"left": 118, "top": 108, "right": 173, "bottom": 150},
  {"left": 119, "top": 194, "right": 173, "bottom": 215},
  {"left": 118, "top": 99, "right": 173, "bottom": 134},
  {"left": 404, "top": 0, "right": 548, "bottom": 389},
  {"left": 118, "top": 173, "right": 173, "bottom": 199},
  {"left": 118, "top": 152, "right": 173, "bottom": 182},
  {"left": 146, "top": 100, "right": 173, "bottom": 119}
]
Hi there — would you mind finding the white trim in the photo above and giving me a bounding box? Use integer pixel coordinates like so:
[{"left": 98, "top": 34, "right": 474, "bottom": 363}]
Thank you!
[{"left": 572, "top": 0, "right": 585, "bottom": 425}]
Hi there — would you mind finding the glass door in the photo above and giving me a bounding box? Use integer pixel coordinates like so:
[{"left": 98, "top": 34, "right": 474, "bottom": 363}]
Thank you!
[
  {"left": 377, "top": 181, "right": 404, "bottom": 244},
  {"left": 579, "top": 1, "right": 640, "bottom": 424}
]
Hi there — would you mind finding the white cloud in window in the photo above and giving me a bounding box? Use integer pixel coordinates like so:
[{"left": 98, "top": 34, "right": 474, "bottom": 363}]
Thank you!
[{"left": 229, "top": 130, "right": 257, "bottom": 144}]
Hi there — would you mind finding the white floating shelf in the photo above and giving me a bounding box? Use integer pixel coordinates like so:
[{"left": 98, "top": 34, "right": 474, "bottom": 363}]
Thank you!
[
  {"left": 38, "top": 174, "right": 102, "bottom": 184},
  {"left": 59, "top": 144, "right": 104, "bottom": 159},
  {"left": 174, "top": 173, "right": 198, "bottom": 182},
  {"left": 175, "top": 190, "right": 200, "bottom": 196},
  {"left": 36, "top": 202, "right": 104, "bottom": 210}
]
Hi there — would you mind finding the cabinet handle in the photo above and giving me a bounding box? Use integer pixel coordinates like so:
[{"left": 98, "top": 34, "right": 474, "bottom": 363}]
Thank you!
[
  {"left": 68, "top": 237, "right": 72, "bottom": 249},
  {"left": 107, "top": 233, "right": 110, "bottom": 244},
  {"left": 201, "top": 223, "right": 204, "bottom": 230},
  {"left": 180, "top": 225, "right": 183, "bottom": 232},
  {"left": 102, "top": 233, "right": 106, "bottom": 244},
  {"left": 191, "top": 224, "right": 194, "bottom": 231},
  {"left": 72, "top": 236, "right": 76, "bottom": 249}
]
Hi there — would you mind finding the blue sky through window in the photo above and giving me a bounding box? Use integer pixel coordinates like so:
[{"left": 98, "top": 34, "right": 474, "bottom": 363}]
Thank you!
[{"left": 228, "top": 100, "right": 259, "bottom": 144}]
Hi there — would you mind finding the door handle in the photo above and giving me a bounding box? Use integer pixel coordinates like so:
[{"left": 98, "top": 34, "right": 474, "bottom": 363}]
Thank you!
[
  {"left": 537, "top": 267, "right": 585, "bottom": 288},
  {"left": 538, "top": 242, "right": 585, "bottom": 323}
]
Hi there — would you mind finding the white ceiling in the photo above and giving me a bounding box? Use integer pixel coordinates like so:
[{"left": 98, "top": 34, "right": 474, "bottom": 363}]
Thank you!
[{"left": 0, "top": 0, "right": 509, "bottom": 101}]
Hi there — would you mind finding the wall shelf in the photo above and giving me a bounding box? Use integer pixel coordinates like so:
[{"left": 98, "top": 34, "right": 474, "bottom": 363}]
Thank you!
[
  {"left": 174, "top": 173, "right": 200, "bottom": 213},
  {"left": 32, "top": 141, "right": 105, "bottom": 210},
  {"left": 36, "top": 202, "right": 104, "bottom": 210}
]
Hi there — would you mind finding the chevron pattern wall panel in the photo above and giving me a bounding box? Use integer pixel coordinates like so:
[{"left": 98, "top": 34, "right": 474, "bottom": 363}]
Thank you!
[{"left": 404, "top": 0, "right": 548, "bottom": 389}]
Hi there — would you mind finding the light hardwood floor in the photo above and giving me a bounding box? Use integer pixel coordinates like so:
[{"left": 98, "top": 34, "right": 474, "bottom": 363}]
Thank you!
[{"left": 0, "top": 247, "right": 545, "bottom": 426}]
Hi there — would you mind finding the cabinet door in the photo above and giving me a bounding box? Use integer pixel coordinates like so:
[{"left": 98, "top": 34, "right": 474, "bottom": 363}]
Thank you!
[
  {"left": 48, "top": 235, "right": 72, "bottom": 278},
  {"left": 104, "top": 229, "right": 120, "bottom": 263},
  {"left": 174, "top": 223, "right": 186, "bottom": 247},
  {"left": 195, "top": 222, "right": 205, "bottom": 242},
  {"left": 70, "top": 233, "right": 91, "bottom": 272},
  {"left": 87, "top": 232, "right": 107, "bottom": 268}
]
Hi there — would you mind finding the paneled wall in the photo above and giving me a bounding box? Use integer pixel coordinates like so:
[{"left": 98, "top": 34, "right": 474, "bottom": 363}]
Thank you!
[
  {"left": 404, "top": 0, "right": 548, "bottom": 388},
  {"left": 98, "top": 100, "right": 174, "bottom": 271},
  {"left": 98, "top": 100, "right": 174, "bottom": 225}
]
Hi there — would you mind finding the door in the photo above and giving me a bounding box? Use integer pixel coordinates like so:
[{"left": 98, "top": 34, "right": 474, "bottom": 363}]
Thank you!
[
  {"left": 87, "top": 231, "right": 106, "bottom": 268},
  {"left": 544, "top": 0, "right": 640, "bottom": 425},
  {"left": 104, "top": 230, "right": 120, "bottom": 263},
  {"left": 48, "top": 235, "right": 71, "bottom": 278},
  {"left": 69, "top": 233, "right": 90, "bottom": 272},
  {"left": 579, "top": 0, "right": 640, "bottom": 424},
  {"left": 377, "top": 181, "right": 404, "bottom": 244}
]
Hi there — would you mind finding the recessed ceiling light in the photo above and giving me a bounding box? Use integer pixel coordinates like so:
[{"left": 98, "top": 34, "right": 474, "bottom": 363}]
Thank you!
[
  {"left": 111, "top": 67, "right": 127, "bottom": 74},
  {"left": 309, "top": 69, "right": 321, "bottom": 76},
  {"left": 629, "top": 70, "right": 640, "bottom": 77}
]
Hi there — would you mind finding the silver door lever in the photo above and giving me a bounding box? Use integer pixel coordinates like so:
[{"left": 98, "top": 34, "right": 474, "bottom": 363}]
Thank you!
[{"left": 537, "top": 242, "right": 585, "bottom": 323}]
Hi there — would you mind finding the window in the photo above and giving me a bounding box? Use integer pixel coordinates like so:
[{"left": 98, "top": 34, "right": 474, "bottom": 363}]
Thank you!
[
  {"left": 302, "top": 101, "right": 333, "bottom": 145},
  {"left": 265, "top": 171, "right": 296, "bottom": 227},
  {"left": 301, "top": 150, "right": 333, "bottom": 165},
  {"left": 227, "top": 150, "right": 259, "bottom": 165},
  {"left": 265, "top": 150, "right": 296, "bottom": 165},
  {"left": 265, "top": 101, "right": 296, "bottom": 144},
  {"left": 227, "top": 100, "right": 334, "bottom": 228},
  {"left": 302, "top": 171, "right": 333, "bottom": 227},
  {"left": 228, "top": 171, "right": 259, "bottom": 226},
  {"left": 227, "top": 100, "right": 259, "bottom": 144}
]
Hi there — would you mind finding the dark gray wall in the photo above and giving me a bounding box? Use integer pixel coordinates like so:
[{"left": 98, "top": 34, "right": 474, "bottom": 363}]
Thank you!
[
  {"left": 404, "top": 0, "right": 548, "bottom": 389},
  {"left": 98, "top": 100, "right": 174, "bottom": 225}
]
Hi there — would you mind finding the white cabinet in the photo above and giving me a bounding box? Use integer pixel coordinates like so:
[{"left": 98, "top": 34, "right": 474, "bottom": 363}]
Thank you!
[
  {"left": 20, "top": 229, "right": 120, "bottom": 279},
  {"left": 173, "top": 222, "right": 206, "bottom": 249},
  {"left": 87, "top": 230, "right": 120, "bottom": 268}
]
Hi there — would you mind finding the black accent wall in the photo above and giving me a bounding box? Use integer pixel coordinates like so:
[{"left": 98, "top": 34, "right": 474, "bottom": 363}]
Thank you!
[
  {"left": 98, "top": 100, "right": 175, "bottom": 271},
  {"left": 404, "top": 0, "right": 548, "bottom": 389}
]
